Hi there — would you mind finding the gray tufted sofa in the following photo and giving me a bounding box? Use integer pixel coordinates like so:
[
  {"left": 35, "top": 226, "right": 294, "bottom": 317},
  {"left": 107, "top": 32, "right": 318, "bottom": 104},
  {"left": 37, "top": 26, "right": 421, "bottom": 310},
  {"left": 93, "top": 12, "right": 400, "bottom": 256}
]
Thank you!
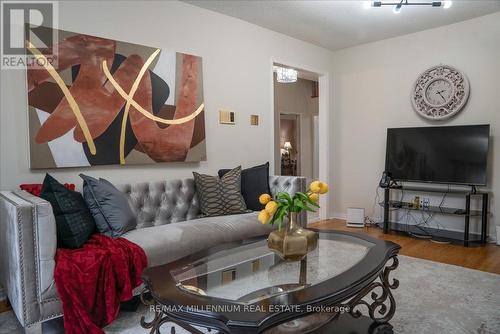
[{"left": 0, "top": 175, "right": 306, "bottom": 333}]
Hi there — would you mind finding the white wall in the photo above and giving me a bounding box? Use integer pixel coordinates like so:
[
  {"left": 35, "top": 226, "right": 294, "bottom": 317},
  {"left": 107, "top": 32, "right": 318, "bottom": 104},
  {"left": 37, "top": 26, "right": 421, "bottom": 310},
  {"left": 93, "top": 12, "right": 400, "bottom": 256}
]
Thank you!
[
  {"left": 3, "top": 0, "right": 496, "bottom": 236},
  {"left": 331, "top": 12, "right": 500, "bottom": 238},
  {"left": 0, "top": 1, "right": 334, "bottom": 191}
]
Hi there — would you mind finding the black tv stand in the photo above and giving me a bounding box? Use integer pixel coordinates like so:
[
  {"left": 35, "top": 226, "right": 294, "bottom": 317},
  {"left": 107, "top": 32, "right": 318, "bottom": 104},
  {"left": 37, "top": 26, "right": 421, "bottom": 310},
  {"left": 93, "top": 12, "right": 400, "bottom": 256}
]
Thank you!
[
  {"left": 470, "top": 185, "right": 478, "bottom": 194},
  {"left": 382, "top": 184, "right": 489, "bottom": 247}
]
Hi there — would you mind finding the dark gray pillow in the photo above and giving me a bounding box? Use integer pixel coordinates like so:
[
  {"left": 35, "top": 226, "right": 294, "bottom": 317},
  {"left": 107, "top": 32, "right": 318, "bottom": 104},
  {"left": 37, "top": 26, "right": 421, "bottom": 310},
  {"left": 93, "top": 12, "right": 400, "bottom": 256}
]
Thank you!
[
  {"left": 218, "top": 162, "right": 271, "bottom": 211},
  {"left": 40, "top": 174, "right": 95, "bottom": 249},
  {"left": 80, "top": 174, "right": 136, "bottom": 237},
  {"left": 193, "top": 166, "right": 248, "bottom": 217}
]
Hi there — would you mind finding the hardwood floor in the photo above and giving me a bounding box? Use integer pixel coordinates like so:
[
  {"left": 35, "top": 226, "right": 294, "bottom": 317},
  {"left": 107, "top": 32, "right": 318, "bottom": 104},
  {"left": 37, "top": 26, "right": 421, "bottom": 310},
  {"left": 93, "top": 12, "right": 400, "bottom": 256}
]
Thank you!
[
  {"left": 311, "top": 219, "right": 500, "bottom": 275},
  {"left": 0, "top": 219, "right": 498, "bottom": 315},
  {"left": 0, "top": 300, "right": 10, "bottom": 313}
]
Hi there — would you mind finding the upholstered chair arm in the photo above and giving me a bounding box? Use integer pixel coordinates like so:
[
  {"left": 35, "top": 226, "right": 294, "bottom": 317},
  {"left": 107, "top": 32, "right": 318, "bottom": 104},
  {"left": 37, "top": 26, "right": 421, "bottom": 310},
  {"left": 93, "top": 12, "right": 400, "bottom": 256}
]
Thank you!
[
  {"left": 0, "top": 190, "right": 59, "bottom": 332},
  {"left": 268, "top": 176, "right": 308, "bottom": 226}
]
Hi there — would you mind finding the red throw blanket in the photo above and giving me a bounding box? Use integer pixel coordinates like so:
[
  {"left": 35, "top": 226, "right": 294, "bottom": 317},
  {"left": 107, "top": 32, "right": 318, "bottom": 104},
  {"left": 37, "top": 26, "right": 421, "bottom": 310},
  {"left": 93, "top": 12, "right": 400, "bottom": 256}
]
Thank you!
[{"left": 54, "top": 234, "right": 147, "bottom": 334}]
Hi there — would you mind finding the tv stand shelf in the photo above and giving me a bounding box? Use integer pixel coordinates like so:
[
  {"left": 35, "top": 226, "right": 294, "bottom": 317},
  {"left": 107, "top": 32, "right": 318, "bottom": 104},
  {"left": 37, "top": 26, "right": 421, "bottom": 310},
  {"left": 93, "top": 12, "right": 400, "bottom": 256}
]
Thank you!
[
  {"left": 386, "top": 200, "right": 483, "bottom": 217},
  {"left": 383, "top": 185, "right": 489, "bottom": 247},
  {"left": 384, "top": 222, "right": 483, "bottom": 244},
  {"left": 388, "top": 185, "right": 477, "bottom": 195}
]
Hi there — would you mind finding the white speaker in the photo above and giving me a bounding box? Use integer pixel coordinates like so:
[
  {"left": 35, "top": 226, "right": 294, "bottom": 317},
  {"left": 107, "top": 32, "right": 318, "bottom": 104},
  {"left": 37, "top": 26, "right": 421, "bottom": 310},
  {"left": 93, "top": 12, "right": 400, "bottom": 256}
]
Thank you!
[{"left": 346, "top": 208, "right": 365, "bottom": 228}]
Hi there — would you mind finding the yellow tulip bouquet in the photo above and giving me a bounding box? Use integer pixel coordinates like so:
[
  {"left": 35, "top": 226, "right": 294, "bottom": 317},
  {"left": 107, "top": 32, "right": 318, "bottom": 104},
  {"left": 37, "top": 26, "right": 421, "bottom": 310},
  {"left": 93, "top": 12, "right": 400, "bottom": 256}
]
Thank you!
[{"left": 257, "top": 181, "right": 329, "bottom": 230}]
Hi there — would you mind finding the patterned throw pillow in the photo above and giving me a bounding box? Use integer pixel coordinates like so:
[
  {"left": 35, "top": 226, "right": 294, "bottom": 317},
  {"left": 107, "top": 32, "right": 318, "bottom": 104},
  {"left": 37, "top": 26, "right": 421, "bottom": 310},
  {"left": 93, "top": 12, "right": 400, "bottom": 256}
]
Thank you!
[
  {"left": 40, "top": 174, "right": 96, "bottom": 249},
  {"left": 193, "top": 166, "right": 248, "bottom": 217},
  {"left": 218, "top": 162, "right": 271, "bottom": 211}
]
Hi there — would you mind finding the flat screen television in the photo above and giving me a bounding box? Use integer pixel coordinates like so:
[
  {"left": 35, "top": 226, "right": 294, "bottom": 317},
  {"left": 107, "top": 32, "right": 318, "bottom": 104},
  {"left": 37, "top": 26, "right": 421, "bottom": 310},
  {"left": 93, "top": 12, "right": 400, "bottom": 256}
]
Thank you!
[{"left": 385, "top": 125, "right": 490, "bottom": 186}]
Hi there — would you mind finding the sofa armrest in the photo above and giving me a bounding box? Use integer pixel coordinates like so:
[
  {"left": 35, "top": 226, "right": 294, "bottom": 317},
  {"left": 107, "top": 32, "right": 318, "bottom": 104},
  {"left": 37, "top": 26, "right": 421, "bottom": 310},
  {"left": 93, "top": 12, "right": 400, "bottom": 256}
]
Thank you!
[
  {"left": 269, "top": 176, "right": 307, "bottom": 226},
  {"left": 0, "top": 190, "right": 58, "bottom": 327}
]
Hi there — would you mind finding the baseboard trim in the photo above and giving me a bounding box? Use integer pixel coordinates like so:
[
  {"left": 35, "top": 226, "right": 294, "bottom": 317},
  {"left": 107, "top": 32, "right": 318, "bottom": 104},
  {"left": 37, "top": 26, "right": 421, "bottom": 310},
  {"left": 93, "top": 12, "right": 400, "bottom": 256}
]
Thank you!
[
  {"left": 330, "top": 212, "right": 347, "bottom": 220},
  {"left": 306, "top": 212, "right": 347, "bottom": 225},
  {"left": 307, "top": 216, "right": 322, "bottom": 224}
]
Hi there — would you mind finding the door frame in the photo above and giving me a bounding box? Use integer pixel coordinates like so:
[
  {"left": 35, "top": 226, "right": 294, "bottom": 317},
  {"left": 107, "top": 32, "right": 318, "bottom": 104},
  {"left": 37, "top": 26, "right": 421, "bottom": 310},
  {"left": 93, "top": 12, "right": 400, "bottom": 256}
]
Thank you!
[{"left": 270, "top": 59, "right": 331, "bottom": 221}]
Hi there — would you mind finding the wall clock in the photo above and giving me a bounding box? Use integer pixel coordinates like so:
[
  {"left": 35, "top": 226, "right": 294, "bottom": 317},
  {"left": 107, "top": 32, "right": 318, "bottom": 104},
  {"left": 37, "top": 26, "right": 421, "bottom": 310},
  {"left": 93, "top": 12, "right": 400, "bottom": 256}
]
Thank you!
[{"left": 411, "top": 65, "right": 470, "bottom": 120}]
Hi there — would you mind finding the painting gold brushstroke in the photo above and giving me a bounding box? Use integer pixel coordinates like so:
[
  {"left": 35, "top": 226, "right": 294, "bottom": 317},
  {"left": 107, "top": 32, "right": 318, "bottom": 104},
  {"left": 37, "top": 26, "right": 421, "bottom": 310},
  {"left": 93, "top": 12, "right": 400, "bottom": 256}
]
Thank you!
[
  {"left": 102, "top": 60, "right": 205, "bottom": 125},
  {"left": 26, "top": 40, "right": 97, "bottom": 155},
  {"left": 119, "top": 48, "right": 161, "bottom": 164}
]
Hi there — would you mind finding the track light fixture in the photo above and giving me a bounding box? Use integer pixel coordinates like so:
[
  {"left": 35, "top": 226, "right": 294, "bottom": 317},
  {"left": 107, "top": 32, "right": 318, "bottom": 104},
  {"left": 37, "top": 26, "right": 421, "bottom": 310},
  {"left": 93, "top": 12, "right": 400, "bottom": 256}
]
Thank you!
[
  {"left": 393, "top": 0, "right": 403, "bottom": 13},
  {"left": 369, "top": 0, "right": 452, "bottom": 13}
]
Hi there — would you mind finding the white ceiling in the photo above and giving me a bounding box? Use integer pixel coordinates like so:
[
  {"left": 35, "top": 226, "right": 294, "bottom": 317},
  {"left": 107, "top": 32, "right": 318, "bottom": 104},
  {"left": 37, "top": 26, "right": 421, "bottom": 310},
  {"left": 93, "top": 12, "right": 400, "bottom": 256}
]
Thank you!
[{"left": 184, "top": 0, "right": 500, "bottom": 51}]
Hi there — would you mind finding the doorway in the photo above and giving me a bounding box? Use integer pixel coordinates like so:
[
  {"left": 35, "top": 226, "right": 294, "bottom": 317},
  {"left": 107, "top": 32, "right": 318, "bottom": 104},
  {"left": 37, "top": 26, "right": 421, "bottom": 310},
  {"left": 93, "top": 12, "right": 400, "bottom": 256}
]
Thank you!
[
  {"left": 279, "top": 114, "right": 300, "bottom": 176},
  {"left": 272, "top": 63, "right": 322, "bottom": 222}
]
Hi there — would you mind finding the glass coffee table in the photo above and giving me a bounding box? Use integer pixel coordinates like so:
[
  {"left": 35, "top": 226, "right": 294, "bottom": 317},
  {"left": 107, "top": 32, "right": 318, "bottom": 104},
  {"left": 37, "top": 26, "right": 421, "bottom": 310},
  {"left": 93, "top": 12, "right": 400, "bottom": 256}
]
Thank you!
[{"left": 140, "top": 230, "right": 400, "bottom": 334}]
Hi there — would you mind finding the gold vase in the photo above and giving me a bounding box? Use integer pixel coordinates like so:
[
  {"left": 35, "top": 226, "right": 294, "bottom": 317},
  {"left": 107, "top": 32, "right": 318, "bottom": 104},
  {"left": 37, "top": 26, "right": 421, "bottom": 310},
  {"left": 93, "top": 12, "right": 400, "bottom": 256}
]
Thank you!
[{"left": 267, "top": 212, "right": 319, "bottom": 261}]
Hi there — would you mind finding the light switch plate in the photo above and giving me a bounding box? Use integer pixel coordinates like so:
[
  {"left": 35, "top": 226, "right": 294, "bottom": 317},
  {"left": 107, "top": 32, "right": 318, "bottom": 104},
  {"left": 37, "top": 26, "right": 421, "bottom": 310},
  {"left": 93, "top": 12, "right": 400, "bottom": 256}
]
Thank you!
[
  {"left": 250, "top": 115, "right": 259, "bottom": 126},
  {"left": 221, "top": 269, "right": 236, "bottom": 284},
  {"left": 219, "top": 110, "right": 235, "bottom": 125},
  {"left": 251, "top": 259, "right": 260, "bottom": 272}
]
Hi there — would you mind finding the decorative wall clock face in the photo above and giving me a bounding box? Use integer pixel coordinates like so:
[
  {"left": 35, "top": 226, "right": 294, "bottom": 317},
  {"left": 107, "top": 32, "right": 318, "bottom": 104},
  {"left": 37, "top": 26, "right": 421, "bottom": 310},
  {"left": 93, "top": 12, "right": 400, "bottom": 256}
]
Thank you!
[{"left": 411, "top": 65, "right": 470, "bottom": 120}]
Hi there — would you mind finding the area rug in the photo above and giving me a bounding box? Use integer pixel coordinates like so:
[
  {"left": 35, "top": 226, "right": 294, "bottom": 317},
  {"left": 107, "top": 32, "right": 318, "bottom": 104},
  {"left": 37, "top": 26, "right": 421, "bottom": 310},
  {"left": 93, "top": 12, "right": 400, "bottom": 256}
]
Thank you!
[{"left": 0, "top": 255, "right": 499, "bottom": 333}]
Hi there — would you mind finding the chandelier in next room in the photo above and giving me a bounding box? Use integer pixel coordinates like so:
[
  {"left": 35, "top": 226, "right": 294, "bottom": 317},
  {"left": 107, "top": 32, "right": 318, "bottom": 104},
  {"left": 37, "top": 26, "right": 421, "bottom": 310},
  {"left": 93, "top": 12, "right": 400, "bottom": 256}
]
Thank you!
[{"left": 274, "top": 66, "right": 298, "bottom": 83}]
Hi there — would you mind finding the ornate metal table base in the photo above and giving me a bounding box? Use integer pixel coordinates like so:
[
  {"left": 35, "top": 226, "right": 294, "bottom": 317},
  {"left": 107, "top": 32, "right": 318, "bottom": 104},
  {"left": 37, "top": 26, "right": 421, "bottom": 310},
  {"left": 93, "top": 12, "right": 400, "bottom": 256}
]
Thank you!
[
  {"left": 345, "top": 256, "right": 399, "bottom": 323},
  {"left": 139, "top": 232, "right": 401, "bottom": 334},
  {"left": 264, "top": 255, "right": 399, "bottom": 333},
  {"left": 271, "top": 314, "right": 394, "bottom": 334},
  {"left": 140, "top": 291, "right": 216, "bottom": 334},
  {"left": 139, "top": 256, "right": 399, "bottom": 334},
  {"left": 263, "top": 313, "right": 337, "bottom": 334}
]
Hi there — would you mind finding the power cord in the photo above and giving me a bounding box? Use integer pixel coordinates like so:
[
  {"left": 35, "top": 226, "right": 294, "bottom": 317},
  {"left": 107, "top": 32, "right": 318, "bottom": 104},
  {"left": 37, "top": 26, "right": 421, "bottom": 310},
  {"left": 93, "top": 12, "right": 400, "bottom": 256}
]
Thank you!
[
  {"left": 373, "top": 181, "right": 453, "bottom": 245},
  {"left": 365, "top": 185, "right": 382, "bottom": 226},
  {"left": 438, "top": 185, "right": 450, "bottom": 211},
  {"left": 408, "top": 210, "right": 433, "bottom": 238}
]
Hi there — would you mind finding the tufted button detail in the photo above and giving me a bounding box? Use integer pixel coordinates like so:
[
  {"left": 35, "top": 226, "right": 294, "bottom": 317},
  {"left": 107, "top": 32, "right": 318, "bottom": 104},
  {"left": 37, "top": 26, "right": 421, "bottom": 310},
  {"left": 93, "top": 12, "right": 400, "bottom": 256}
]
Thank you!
[{"left": 119, "top": 176, "right": 306, "bottom": 228}]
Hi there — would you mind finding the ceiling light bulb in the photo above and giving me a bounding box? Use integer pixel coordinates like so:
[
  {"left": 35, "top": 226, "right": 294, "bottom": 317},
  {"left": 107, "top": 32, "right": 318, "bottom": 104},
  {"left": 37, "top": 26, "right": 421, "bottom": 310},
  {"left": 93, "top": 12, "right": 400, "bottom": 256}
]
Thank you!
[
  {"left": 393, "top": 4, "right": 402, "bottom": 14},
  {"left": 443, "top": 0, "right": 452, "bottom": 9},
  {"left": 363, "top": 1, "right": 372, "bottom": 9}
]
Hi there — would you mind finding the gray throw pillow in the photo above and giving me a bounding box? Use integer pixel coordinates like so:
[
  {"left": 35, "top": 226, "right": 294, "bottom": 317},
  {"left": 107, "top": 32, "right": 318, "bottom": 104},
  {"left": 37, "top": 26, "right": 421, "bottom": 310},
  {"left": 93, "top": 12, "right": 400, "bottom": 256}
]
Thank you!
[
  {"left": 80, "top": 174, "right": 137, "bottom": 237},
  {"left": 193, "top": 166, "right": 248, "bottom": 217}
]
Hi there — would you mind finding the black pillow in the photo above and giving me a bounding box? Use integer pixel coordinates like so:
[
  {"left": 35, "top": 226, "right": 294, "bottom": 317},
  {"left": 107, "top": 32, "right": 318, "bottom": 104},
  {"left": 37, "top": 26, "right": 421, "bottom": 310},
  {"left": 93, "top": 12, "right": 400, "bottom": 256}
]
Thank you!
[
  {"left": 80, "top": 174, "right": 137, "bottom": 238},
  {"left": 218, "top": 162, "right": 271, "bottom": 211},
  {"left": 40, "top": 174, "right": 95, "bottom": 249}
]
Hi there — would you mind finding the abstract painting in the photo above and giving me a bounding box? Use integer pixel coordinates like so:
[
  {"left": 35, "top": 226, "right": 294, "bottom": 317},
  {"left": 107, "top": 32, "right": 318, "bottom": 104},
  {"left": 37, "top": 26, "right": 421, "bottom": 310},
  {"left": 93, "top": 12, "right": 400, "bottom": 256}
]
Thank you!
[{"left": 26, "top": 27, "right": 206, "bottom": 168}]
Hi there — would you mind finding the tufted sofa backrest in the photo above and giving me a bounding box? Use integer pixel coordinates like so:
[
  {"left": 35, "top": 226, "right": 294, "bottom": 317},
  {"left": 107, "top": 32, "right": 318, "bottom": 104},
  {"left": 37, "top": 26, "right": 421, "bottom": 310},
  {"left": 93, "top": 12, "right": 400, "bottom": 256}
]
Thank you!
[
  {"left": 117, "top": 179, "right": 199, "bottom": 229},
  {"left": 117, "top": 175, "right": 306, "bottom": 229}
]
